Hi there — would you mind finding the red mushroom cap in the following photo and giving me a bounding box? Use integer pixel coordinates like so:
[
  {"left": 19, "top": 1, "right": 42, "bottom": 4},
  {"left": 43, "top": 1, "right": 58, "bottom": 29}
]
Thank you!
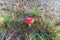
[{"left": 25, "top": 17, "right": 34, "bottom": 24}]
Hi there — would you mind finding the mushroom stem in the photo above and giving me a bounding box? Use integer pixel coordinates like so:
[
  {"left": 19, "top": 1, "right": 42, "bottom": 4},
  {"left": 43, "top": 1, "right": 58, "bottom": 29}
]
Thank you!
[{"left": 28, "top": 24, "right": 31, "bottom": 27}]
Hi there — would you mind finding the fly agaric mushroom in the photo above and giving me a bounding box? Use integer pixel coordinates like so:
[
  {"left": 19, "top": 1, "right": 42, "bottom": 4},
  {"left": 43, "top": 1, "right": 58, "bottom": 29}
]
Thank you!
[{"left": 25, "top": 17, "right": 34, "bottom": 27}]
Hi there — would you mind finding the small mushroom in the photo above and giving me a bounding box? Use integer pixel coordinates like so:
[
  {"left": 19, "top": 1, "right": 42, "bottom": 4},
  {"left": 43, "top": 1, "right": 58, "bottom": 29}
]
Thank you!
[{"left": 25, "top": 17, "right": 34, "bottom": 27}]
